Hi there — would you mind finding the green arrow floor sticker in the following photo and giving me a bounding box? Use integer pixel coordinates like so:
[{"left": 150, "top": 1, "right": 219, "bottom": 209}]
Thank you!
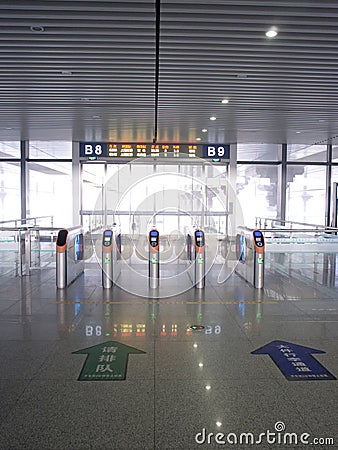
[{"left": 72, "top": 341, "right": 146, "bottom": 381}]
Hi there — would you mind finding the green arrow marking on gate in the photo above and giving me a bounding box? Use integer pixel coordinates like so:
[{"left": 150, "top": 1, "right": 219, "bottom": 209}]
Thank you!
[{"left": 72, "top": 341, "right": 146, "bottom": 381}]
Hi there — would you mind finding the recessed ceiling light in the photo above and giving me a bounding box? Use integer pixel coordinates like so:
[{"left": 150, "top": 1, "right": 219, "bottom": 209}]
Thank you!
[
  {"left": 209, "top": 116, "right": 216, "bottom": 121},
  {"left": 196, "top": 137, "right": 201, "bottom": 141},
  {"left": 205, "top": 385, "right": 211, "bottom": 390},
  {"left": 216, "top": 422, "right": 222, "bottom": 427},
  {"left": 202, "top": 129, "right": 208, "bottom": 133},
  {"left": 265, "top": 28, "right": 278, "bottom": 38},
  {"left": 30, "top": 25, "right": 45, "bottom": 33},
  {"left": 198, "top": 362, "right": 204, "bottom": 368},
  {"left": 221, "top": 99, "right": 229, "bottom": 104}
]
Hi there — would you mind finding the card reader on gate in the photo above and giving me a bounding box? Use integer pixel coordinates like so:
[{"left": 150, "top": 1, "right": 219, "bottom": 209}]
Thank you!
[
  {"left": 148, "top": 229, "right": 160, "bottom": 288},
  {"left": 195, "top": 230, "right": 205, "bottom": 247},
  {"left": 103, "top": 230, "right": 113, "bottom": 247},
  {"left": 253, "top": 230, "right": 265, "bottom": 253},
  {"left": 149, "top": 230, "right": 159, "bottom": 249}
]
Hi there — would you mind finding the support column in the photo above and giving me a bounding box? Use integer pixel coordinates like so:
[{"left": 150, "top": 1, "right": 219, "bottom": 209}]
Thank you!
[
  {"left": 277, "top": 143, "right": 287, "bottom": 224},
  {"left": 72, "top": 141, "right": 81, "bottom": 226},
  {"left": 20, "top": 140, "right": 28, "bottom": 221},
  {"left": 325, "top": 144, "right": 332, "bottom": 227},
  {"left": 228, "top": 143, "right": 238, "bottom": 233}
]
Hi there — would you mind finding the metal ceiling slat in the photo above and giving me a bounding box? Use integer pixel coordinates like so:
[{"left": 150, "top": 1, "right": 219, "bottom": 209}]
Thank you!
[{"left": 1, "top": 0, "right": 338, "bottom": 143}]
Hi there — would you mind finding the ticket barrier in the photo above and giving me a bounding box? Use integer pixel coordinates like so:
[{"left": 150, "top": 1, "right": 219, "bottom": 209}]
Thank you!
[
  {"left": 149, "top": 229, "right": 160, "bottom": 288},
  {"left": 187, "top": 229, "right": 206, "bottom": 289},
  {"left": 102, "top": 228, "right": 121, "bottom": 288},
  {"left": 56, "top": 227, "right": 84, "bottom": 289},
  {"left": 235, "top": 229, "right": 265, "bottom": 288}
]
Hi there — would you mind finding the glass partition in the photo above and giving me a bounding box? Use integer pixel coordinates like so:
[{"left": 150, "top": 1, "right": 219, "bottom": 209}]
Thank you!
[
  {"left": 237, "top": 143, "right": 281, "bottom": 161},
  {"left": 287, "top": 144, "right": 327, "bottom": 162},
  {"left": 0, "top": 161, "right": 21, "bottom": 221},
  {"left": 236, "top": 164, "right": 278, "bottom": 227},
  {"left": 332, "top": 145, "right": 338, "bottom": 163},
  {"left": 29, "top": 141, "right": 72, "bottom": 159},
  {"left": 286, "top": 165, "right": 326, "bottom": 225},
  {"left": 0, "top": 141, "right": 20, "bottom": 159},
  {"left": 82, "top": 160, "right": 230, "bottom": 235},
  {"left": 28, "top": 161, "right": 72, "bottom": 227}
]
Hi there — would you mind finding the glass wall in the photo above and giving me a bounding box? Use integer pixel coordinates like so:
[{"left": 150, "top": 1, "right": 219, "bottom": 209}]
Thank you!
[
  {"left": 331, "top": 166, "right": 338, "bottom": 184},
  {"left": 0, "top": 139, "right": 337, "bottom": 230},
  {"left": 287, "top": 144, "right": 327, "bottom": 162},
  {"left": 0, "top": 161, "right": 21, "bottom": 221},
  {"left": 237, "top": 164, "right": 278, "bottom": 227},
  {"left": 0, "top": 141, "right": 20, "bottom": 159},
  {"left": 104, "top": 163, "right": 223, "bottom": 234},
  {"left": 29, "top": 141, "right": 72, "bottom": 159},
  {"left": 82, "top": 162, "right": 231, "bottom": 234},
  {"left": 24, "top": 141, "right": 73, "bottom": 226},
  {"left": 332, "top": 146, "right": 338, "bottom": 163},
  {"left": 236, "top": 144, "right": 331, "bottom": 227},
  {"left": 286, "top": 165, "right": 326, "bottom": 225},
  {"left": 28, "top": 161, "right": 72, "bottom": 227},
  {"left": 82, "top": 163, "right": 105, "bottom": 211},
  {"left": 237, "top": 143, "right": 281, "bottom": 161}
]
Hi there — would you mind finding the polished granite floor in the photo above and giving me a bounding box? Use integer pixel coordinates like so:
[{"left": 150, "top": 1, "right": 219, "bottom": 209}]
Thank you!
[{"left": 0, "top": 258, "right": 337, "bottom": 450}]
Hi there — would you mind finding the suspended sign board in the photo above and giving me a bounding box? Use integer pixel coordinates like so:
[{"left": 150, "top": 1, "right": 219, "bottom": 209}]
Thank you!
[
  {"left": 79, "top": 142, "right": 230, "bottom": 161},
  {"left": 202, "top": 144, "right": 230, "bottom": 159}
]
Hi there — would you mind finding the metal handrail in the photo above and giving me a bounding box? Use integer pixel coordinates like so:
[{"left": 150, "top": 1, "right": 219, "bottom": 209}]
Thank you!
[
  {"left": 255, "top": 216, "right": 336, "bottom": 229},
  {"left": 0, "top": 215, "right": 54, "bottom": 228},
  {"left": 0, "top": 225, "right": 81, "bottom": 233},
  {"left": 0, "top": 224, "right": 84, "bottom": 278},
  {"left": 80, "top": 210, "right": 229, "bottom": 216},
  {"left": 239, "top": 224, "right": 338, "bottom": 234},
  {"left": 261, "top": 228, "right": 338, "bottom": 234}
]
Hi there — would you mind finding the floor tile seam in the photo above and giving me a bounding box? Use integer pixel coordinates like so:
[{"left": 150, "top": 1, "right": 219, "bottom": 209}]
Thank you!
[
  {"left": 227, "top": 315, "right": 254, "bottom": 338},
  {"left": 30, "top": 340, "right": 60, "bottom": 381},
  {"left": 292, "top": 302, "right": 324, "bottom": 319},
  {"left": 207, "top": 282, "right": 223, "bottom": 301},
  {"left": 0, "top": 377, "right": 36, "bottom": 425},
  {"left": 151, "top": 377, "right": 282, "bottom": 383},
  {"left": 0, "top": 285, "right": 34, "bottom": 294},
  {"left": 280, "top": 395, "right": 326, "bottom": 437},
  {"left": 0, "top": 300, "right": 21, "bottom": 314}
]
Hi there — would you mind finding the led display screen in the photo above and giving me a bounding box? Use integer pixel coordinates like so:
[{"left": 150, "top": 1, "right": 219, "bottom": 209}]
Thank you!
[{"left": 80, "top": 142, "right": 230, "bottom": 160}]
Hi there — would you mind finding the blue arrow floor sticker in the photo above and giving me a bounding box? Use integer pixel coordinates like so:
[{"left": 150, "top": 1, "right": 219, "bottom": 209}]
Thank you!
[{"left": 251, "top": 340, "right": 337, "bottom": 381}]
